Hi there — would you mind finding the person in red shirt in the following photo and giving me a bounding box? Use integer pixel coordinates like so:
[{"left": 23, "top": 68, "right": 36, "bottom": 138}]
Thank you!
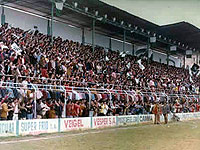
[
  {"left": 10, "top": 54, "right": 15, "bottom": 62},
  {"left": 71, "top": 101, "right": 76, "bottom": 118},
  {"left": 196, "top": 103, "right": 200, "bottom": 112},
  {"left": 175, "top": 101, "right": 182, "bottom": 113},
  {"left": 41, "top": 67, "right": 48, "bottom": 78},
  {"left": 66, "top": 100, "right": 72, "bottom": 118},
  {"left": 74, "top": 101, "right": 80, "bottom": 117}
]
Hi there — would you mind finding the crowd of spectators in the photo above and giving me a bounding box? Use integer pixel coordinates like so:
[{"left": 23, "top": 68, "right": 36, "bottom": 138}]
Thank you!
[{"left": 0, "top": 23, "right": 199, "bottom": 120}]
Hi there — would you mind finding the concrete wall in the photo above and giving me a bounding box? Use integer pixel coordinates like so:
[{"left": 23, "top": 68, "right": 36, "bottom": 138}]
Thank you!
[
  {"left": 4, "top": 6, "right": 83, "bottom": 42},
  {"left": 153, "top": 50, "right": 181, "bottom": 67}
]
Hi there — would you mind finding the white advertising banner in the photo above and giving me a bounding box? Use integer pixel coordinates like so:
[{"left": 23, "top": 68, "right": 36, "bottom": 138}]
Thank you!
[
  {"left": 176, "top": 112, "right": 200, "bottom": 121},
  {"left": 177, "top": 113, "right": 191, "bottom": 121},
  {"left": 0, "top": 121, "right": 16, "bottom": 137},
  {"left": 138, "top": 114, "right": 154, "bottom": 123},
  {"left": 92, "top": 116, "right": 116, "bottom": 128},
  {"left": 117, "top": 115, "right": 138, "bottom": 125},
  {"left": 192, "top": 112, "right": 200, "bottom": 119},
  {"left": 60, "top": 117, "right": 91, "bottom": 131},
  {"left": 19, "top": 119, "right": 58, "bottom": 136},
  {"left": 2, "top": 112, "right": 200, "bottom": 137}
]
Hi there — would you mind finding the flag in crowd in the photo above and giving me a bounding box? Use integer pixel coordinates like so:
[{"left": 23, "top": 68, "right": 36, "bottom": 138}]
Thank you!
[
  {"left": 11, "top": 43, "right": 22, "bottom": 55},
  {"left": 119, "top": 51, "right": 126, "bottom": 57},
  {"left": 105, "top": 56, "right": 109, "bottom": 61},
  {"left": 135, "top": 45, "right": 147, "bottom": 58},
  {"left": 135, "top": 45, "right": 153, "bottom": 60},
  {"left": 137, "top": 59, "right": 145, "bottom": 70}
]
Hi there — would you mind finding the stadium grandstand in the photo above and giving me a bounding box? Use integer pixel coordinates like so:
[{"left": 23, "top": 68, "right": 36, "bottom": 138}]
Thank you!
[{"left": 0, "top": 1, "right": 199, "bottom": 148}]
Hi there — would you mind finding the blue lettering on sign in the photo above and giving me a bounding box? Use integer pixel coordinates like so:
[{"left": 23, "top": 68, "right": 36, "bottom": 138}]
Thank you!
[
  {"left": 0, "top": 122, "right": 14, "bottom": 134},
  {"left": 39, "top": 121, "right": 48, "bottom": 130},
  {"left": 139, "top": 115, "right": 152, "bottom": 122},
  {"left": 118, "top": 116, "right": 138, "bottom": 124},
  {"left": 50, "top": 123, "right": 57, "bottom": 130},
  {"left": 21, "top": 122, "right": 37, "bottom": 132}
]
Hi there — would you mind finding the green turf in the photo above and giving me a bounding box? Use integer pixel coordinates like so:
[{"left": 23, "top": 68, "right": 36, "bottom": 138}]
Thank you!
[{"left": 0, "top": 120, "right": 200, "bottom": 150}]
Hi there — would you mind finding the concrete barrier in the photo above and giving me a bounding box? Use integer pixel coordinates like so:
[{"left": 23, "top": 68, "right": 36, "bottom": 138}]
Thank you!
[{"left": 0, "top": 112, "right": 200, "bottom": 137}]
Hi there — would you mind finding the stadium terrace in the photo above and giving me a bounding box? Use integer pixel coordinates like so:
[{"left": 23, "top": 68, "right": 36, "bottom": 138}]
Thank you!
[{"left": 0, "top": 0, "right": 199, "bottom": 125}]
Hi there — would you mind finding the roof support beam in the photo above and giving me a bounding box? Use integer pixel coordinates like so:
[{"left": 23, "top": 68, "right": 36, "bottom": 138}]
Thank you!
[
  {"left": 147, "top": 37, "right": 150, "bottom": 66},
  {"left": 1, "top": 4, "right": 5, "bottom": 25},
  {"left": 47, "top": 19, "right": 50, "bottom": 35},
  {"left": 167, "top": 47, "right": 169, "bottom": 67},
  {"left": 51, "top": 0, "right": 54, "bottom": 45},
  {"left": 82, "top": 27, "right": 85, "bottom": 45},
  {"left": 92, "top": 19, "right": 95, "bottom": 52},
  {"left": 123, "top": 30, "right": 126, "bottom": 52}
]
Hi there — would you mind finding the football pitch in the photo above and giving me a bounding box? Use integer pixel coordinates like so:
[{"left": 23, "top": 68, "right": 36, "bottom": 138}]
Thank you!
[{"left": 1, "top": 120, "right": 200, "bottom": 150}]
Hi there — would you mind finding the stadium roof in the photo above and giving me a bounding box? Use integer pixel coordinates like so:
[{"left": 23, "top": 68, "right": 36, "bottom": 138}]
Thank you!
[
  {"left": 1, "top": 0, "right": 200, "bottom": 54},
  {"left": 157, "top": 21, "right": 200, "bottom": 52},
  {"left": 3, "top": 0, "right": 159, "bottom": 29}
]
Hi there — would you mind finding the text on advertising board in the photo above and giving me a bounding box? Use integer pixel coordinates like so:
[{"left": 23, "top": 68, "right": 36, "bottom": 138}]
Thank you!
[
  {"left": 0, "top": 122, "right": 15, "bottom": 134},
  {"left": 64, "top": 119, "right": 84, "bottom": 129},
  {"left": 93, "top": 117, "right": 116, "bottom": 127}
]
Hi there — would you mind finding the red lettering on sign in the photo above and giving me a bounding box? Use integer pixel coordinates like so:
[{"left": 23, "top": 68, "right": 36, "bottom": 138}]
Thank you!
[
  {"left": 109, "top": 118, "right": 111, "bottom": 125},
  {"left": 94, "top": 118, "right": 109, "bottom": 127},
  {"left": 64, "top": 119, "right": 84, "bottom": 129},
  {"left": 113, "top": 118, "right": 116, "bottom": 124}
]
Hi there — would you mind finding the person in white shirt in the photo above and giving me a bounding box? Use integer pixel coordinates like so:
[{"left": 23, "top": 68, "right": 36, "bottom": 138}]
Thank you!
[
  {"left": 12, "top": 99, "right": 19, "bottom": 120},
  {"left": 22, "top": 78, "right": 28, "bottom": 89},
  {"left": 41, "top": 100, "right": 50, "bottom": 117},
  {"left": 103, "top": 102, "right": 109, "bottom": 115}
]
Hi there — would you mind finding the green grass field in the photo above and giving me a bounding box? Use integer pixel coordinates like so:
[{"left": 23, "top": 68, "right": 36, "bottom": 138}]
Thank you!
[{"left": 0, "top": 120, "right": 200, "bottom": 150}]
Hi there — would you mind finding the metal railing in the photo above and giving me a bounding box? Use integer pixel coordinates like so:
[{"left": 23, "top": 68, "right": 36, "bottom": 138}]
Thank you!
[
  {"left": 0, "top": 73, "right": 199, "bottom": 95},
  {"left": 0, "top": 82, "right": 199, "bottom": 118}
]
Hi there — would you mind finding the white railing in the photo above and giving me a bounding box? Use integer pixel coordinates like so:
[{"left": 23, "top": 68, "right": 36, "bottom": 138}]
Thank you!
[
  {"left": 0, "top": 82, "right": 199, "bottom": 118},
  {"left": 0, "top": 73, "right": 198, "bottom": 94}
]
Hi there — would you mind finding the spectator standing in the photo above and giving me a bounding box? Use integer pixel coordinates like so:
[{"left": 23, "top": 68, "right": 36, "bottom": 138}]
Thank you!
[
  {"left": 66, "top": 100, "right": 72, "bottom": 118},
  {"left": 1, "top": 99, "right": 13, "bottom": 120},
  {"left": 99, "top": 101, "right": 105, "bottom": 116},
  {"left": 36, "top": 99, "right": 43, "bottom": 119},
  {"left": 158, "top": 102, "right": 162, "bottom": 123},
  {"left": 12, "top": 98, "right": 19, "bottom": 120},
  {"left": 99, "top": 101, "right": 108, "bottom": 116},
  {"left": 103, "top": 101, "right": 109, "bottom": 116},
  {"left": 26, "top": 99, "right": 33, "bottom": 119},
  {"left": 7, "top": 100, "right": 14, "bottom": 120},
  {"left": 49, "top": 105, "right": 56, "bottom": 118},
  {"left": 74, "top": 101, "right": 80, "bottom": 117},
  {"left": 19, "top": 101, "right": 27, "bottom": 120},
  {"left": 152, "top": 102, "right": 160, "bottom": 124},
  {"left": 55, "top": 100, "right": 63, "bottom": 118},
  {"left": 162, "top": 102, "right": 170, "bottom": 124}
]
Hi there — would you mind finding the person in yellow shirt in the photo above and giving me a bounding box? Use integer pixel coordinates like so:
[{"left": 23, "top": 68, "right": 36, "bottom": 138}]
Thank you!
[
  {"left": 49, "top": 106, "right": 56, "bottom": 119},
  {"left": 1, "top": 99, "right": 13, "bottom": 120},
  {"left": 99, "top": 102, "right": 105, "bottom": 116}
]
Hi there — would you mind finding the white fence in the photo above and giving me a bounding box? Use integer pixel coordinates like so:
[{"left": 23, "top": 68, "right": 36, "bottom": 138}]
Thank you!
[
  {"left": 0, "top": 112, "right": 200, "bottom": 137},
  {"left": 0, "top": 81, "right": 199, "bottom": 119}
]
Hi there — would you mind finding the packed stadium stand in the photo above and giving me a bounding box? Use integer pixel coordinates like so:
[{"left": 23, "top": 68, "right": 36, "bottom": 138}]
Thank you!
[
  {"left": 0, "top": 23, "right": 199, "bottom": 119},
  {"left": 0, "top": 0, "right": 199, "bottom": 120}
]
